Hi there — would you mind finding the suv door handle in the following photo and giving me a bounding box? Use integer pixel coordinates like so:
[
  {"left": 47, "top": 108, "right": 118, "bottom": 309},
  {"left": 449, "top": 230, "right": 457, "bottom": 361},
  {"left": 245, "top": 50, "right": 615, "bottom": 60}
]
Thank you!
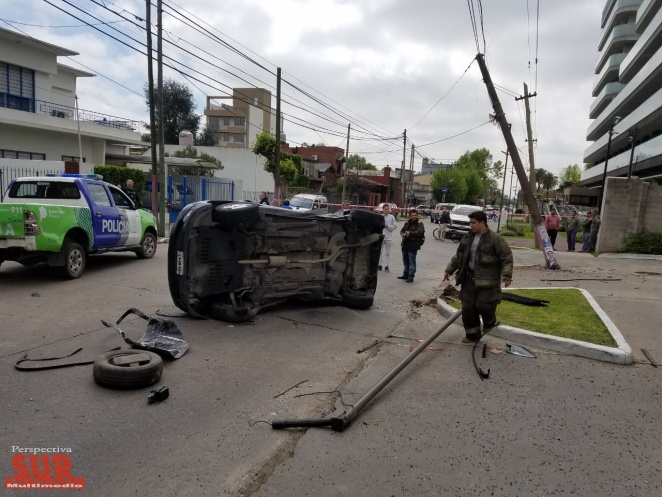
[{"left": 96, "top": 213, "right": 102, "bottom": 217}]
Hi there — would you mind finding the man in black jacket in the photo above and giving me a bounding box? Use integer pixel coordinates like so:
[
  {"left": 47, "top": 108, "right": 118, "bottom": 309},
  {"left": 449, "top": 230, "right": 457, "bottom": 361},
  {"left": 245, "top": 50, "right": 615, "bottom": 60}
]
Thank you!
[
  {"left": 397, "top": 209, "right": 425, "bottom": 283},
  {"left": 443, "top": 211, "right": 513, "bottom": 342}
]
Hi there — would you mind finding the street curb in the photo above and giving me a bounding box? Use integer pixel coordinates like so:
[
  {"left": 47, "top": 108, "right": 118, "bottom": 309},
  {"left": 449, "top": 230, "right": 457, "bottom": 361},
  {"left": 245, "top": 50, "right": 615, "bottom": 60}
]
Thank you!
[
  {"left": 598, "top": 253, "right": 662, "bottom": 260},
  {"left": 436, "top": 287, "right": 634, "bottom": 365}
]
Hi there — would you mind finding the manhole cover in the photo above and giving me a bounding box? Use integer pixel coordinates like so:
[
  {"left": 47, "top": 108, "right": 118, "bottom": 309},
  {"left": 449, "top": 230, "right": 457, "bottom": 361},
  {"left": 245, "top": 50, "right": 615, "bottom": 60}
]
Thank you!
[
  {"left": 156, "top": 307, "right": 189, "bottom": 317},
  {"left": 635, "top": 271, "right": 662, "bottom": 276}
]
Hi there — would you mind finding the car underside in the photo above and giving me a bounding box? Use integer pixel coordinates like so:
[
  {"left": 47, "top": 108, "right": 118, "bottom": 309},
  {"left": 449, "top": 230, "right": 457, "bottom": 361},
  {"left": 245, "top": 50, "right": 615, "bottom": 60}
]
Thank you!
[{"left": 168, "top": 201, "right": 385, "bottom": 322}]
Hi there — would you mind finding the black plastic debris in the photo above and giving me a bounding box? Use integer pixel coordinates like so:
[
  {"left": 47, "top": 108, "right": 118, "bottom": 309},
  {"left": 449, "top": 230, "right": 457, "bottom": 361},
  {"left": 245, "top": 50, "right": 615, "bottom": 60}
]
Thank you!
[
  {"left": 148, "top": 385, "right": 169, "bottom": 404},
  {"left": 506, "top": 343, "right": 537, "bottom": 358},
  {"left": 502, "top": 293, "right": 549, "bottom": 307},
  {"left": 102, "top": 308, "right": 189, "bottom": 360}
]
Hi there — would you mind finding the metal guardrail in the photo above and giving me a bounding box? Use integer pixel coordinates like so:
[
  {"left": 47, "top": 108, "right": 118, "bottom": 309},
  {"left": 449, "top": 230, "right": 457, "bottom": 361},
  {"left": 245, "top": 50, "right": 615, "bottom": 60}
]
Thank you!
[{"left": 0, "top": 96, "right": 142, "bottom": 131}]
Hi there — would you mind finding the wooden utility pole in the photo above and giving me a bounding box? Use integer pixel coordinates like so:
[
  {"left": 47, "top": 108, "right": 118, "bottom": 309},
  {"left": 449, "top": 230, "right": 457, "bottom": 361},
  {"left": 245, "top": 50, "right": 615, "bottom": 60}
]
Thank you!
[
  {"left": 146, "top": 0, "right": 158, "bottom": 219},
  {"left": 274, "top": 67, "right": 281, "bottom": 205},
  {"left": 517, "top": 83, "right": 537, "bottom": 194},
  {"left": 516, "top": 83, "right": 538, "bottom": 246},
  {"left": 341, "top": 123, "right": 350, "bottom": 204},
  {"left": 475, "top": 53, "right": 558, "bottom": 269},
  {"left": 400, "top": 129, "right": 406, "bottom": 207},
  {"left": 408, "top": 144, "right": 415, "bottom": 205},
  {"left": 156, "top": 0, "right": 165, "bottom": 237}
]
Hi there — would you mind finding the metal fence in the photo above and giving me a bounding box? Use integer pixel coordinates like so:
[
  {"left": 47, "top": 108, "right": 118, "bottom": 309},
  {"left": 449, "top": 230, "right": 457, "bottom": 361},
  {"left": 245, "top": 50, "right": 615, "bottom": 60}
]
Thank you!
[
  {"left": 0, "top": 165, "right": 64, "bottom": 201},
  {"left": 163, "top": 174, "right": 236, "bottom": 223}
]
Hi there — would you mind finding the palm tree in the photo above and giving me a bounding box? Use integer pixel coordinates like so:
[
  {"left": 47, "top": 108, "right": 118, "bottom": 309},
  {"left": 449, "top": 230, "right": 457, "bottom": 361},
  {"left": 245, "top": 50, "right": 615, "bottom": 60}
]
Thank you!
[
  {"left": 541, "top": 171, "right": 558, "bottom": 200},
  {"left": 534, "top": 168, "right": 549, "bottom": 192}
]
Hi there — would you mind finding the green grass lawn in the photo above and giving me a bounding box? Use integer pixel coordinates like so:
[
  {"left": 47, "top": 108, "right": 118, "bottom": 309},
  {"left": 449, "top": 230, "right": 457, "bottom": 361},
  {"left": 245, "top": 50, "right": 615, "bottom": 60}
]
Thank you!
[{"left": 447, "top": 288, "right": 616, "bottom": 347}]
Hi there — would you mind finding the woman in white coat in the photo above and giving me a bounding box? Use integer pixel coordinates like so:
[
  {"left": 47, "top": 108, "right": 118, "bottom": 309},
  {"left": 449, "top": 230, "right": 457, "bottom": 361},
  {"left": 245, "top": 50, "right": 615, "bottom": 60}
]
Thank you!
[{"left": 378, "top": 204, "right": 398, "bottom": 272}]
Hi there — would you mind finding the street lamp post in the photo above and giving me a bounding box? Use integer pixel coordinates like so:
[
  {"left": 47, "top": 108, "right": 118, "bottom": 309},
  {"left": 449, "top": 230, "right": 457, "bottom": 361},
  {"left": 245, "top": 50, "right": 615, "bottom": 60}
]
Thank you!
[
  {"left": 627, "top": 127, "right": 638, "bottom": 179},
  {"left": 598, "top": 116, "right": 621, "bottom": 210}
]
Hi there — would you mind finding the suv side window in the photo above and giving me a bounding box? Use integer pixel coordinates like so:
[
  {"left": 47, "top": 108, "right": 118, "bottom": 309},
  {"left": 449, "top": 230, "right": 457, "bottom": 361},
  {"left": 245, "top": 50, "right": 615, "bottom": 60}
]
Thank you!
[
  {"left": 109, "top": 186, "right": 134, "bottom": 208},
  {"left": 87, "top": 184, "right": 112, "bottom": 207}
]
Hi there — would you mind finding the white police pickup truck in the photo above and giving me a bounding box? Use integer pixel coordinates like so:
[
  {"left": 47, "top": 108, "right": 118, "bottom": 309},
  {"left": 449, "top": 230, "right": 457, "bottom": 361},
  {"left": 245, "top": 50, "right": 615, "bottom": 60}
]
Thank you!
[{"left": 0, "top": 174, "right": 158, "bottom": 278}]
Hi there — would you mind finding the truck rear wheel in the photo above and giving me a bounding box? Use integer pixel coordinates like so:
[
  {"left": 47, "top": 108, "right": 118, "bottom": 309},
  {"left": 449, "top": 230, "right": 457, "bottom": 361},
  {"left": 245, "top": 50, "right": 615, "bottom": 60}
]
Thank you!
[
  {"left": 62, "top": 240, "right": 86, "bottom": 279},
  {"left": 137, "top": 232, "right": 157, "bottom": 259}
]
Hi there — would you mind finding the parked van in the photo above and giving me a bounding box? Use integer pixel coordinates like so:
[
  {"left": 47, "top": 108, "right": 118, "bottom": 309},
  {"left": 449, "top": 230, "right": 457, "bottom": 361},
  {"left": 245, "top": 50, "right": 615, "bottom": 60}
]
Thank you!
[{"left": 289, "top": 194, "right": 328, "bottom": 212}]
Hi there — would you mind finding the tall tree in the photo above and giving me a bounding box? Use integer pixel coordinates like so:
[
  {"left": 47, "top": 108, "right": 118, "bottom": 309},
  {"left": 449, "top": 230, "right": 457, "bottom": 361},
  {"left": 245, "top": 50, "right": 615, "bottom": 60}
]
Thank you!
[
  {"left": 541, "top": 171, "right": 558, "bottom": 198},
  {"left": 195, "top": 125, "right": 219, "bottom": 147},
  {"left": 347, "top": 154, "right": 377, "bottom": 171},
  {"left": 559, "top": 164, "right": 582, "bottom": 188},
  {"left": 251, "top": 132, "right": 303, "bottom": 188},
  {"left": 143, "top": 78, "right": 201, "bottom": 145},
  {"left": 534, "top": 168, "right": 549, "bottom": 192}
]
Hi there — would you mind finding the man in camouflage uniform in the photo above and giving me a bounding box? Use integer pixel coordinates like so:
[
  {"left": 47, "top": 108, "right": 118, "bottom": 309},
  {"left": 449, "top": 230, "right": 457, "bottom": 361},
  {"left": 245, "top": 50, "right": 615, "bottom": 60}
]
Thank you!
[{"left": 443, "top": 211, "right": 513, "bottom": 342}]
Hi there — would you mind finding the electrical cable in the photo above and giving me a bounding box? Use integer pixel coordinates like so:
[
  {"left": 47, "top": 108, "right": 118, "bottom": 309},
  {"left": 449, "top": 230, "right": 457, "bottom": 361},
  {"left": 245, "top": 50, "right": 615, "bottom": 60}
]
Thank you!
[
  {"left": 416, "top": 121, "right": 492, "bottom": 148},
  {"left": 408, "top": 58, "right": 475, "bottom": 131},
  {"left": 0, "top": 17, "right": 126, "bottom": 28}
]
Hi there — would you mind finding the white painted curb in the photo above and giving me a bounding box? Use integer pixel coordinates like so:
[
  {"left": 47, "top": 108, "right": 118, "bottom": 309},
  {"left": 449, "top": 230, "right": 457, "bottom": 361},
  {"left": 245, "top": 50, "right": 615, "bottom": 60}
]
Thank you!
[{"left": 436, "top": 287, "right": 634, "bottom": 365}]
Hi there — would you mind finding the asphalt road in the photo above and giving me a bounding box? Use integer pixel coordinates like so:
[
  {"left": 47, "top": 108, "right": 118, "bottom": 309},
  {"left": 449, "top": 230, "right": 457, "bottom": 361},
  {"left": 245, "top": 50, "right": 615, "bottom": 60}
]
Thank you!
[{"left": 1, "top": 218, "right": 660, "bottom": 496}]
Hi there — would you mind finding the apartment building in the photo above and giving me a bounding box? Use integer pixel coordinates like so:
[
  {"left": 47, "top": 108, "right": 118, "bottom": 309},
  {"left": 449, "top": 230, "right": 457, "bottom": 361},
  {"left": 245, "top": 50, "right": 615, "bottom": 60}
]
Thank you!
[
  {"left": 0, "top": 26, "right": 142, "bottom": 172},
  {"left": 204, "top": 88, "right": 276, "bottom": 148},
  {"left": 582, "top": 0, "right": 662, "bottom": 189}
]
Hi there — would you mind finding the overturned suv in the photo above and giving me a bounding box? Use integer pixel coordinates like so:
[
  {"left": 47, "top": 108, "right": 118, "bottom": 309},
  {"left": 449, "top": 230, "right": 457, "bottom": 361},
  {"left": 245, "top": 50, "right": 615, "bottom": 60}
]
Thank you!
[{"left": 168, "top": 201, "right": 385, "bottom": 322}]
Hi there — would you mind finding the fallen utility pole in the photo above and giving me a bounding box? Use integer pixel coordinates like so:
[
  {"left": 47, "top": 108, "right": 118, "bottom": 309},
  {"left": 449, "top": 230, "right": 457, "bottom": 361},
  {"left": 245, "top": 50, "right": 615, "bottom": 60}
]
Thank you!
[{"left": 475, "top": 53, "right": 559, "bottom": 269}]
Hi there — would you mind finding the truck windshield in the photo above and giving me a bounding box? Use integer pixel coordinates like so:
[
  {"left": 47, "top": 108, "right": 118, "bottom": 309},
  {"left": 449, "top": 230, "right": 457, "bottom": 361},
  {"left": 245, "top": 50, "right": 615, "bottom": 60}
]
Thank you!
[
  {"left": 291, "top": 198, "right": 313, "bottom": 209},
  {"left": 9, "top": 181, "right": 81, "bottom": 199}
]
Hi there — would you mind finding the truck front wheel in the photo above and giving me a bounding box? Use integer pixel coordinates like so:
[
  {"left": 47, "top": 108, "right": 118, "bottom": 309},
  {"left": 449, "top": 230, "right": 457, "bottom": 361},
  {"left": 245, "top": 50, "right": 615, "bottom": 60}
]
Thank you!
[{"left": 62, "top": 240, "right": 86, "bottom": 279}]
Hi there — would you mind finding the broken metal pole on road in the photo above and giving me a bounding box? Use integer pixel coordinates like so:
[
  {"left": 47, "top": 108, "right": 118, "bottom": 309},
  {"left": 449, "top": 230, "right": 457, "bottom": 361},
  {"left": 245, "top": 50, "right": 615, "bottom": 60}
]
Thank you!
[{"left": 271, "top": 309, "right": 462, "bottom": 432}]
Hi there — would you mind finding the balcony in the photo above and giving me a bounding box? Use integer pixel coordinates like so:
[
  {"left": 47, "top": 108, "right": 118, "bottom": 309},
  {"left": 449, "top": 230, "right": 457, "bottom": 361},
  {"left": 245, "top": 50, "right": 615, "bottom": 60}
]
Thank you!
[
  {"left": 620, "top": 6, "right": 662, "bottom": 83},
  {"left": 595, "top": 23, "right": 638, "bottom": 73},
  {"left": 585, "top": 85, "right": 662, "bottom": 162},
  {"left": 587, "top": 47, "right": 662, "bottom": 140},
  {"left": 602, "top": 0, "right": 617, "bottom": 27},
  {"left": 590, "top": 82, "right": 626, "bottom": 118},
  {"left": 599, "top": 0, "right": 643, "bottom": 47},
  {"left": 636, "top": 0, "right": 661, "bottom": 32},
  {"left": 582, "top": 132, "right": 662, "bottom": 182},
  {"left": 593, "top": 53, "right": 626, "bottom": 96}
]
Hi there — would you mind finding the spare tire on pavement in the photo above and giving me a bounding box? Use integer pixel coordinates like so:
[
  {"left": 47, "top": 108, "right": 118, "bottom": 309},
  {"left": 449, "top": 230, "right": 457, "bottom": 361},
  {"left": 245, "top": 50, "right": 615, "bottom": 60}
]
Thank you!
[{"left": 93, "top": 350, "right": 163, "bottom": 390}]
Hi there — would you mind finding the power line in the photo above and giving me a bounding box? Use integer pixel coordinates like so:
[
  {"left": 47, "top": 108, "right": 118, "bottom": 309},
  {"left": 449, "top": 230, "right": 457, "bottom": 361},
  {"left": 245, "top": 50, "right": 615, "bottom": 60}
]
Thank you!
[
  {"left": 0, "top": 17, "right": 126, "bottom": 28},
  {"left": 416, "top": 120, "right": 492, "bottom": 148},
  {"left": 408, "top": 58, "right": 475, "bottom": 131}
]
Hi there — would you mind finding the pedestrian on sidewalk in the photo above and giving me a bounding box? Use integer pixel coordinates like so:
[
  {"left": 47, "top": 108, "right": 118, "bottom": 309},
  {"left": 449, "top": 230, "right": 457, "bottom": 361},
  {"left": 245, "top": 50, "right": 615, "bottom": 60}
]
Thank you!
[
  {"left": 545, "top": 207, "right": 561, "bottom": 250},
  {"left": 581, "top": 211, "right": 593, "bottom": 252},
  {"left": 443, "top": 211, "right": 513, "bottom": 343},
  {"left": 587, "top": 209, "right": 601, "bottom": 253},
  {"left": 438, "top": 208, "right": 451, "bottom": 241},
  {"left": 378, "top": 204, "right": 398, "bottom": 272},
  {"left": 397, "top": 209, "right": 425, "bottom": 283},
  {"left": 566, "top": 210, "right": 580, "bottom": 251}
]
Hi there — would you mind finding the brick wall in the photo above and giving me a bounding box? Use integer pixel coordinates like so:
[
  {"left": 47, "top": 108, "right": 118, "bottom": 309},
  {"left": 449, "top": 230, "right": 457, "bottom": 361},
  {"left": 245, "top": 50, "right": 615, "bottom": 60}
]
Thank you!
[{"left": 597, "top": 178, "right": 662, "bottom": 252}]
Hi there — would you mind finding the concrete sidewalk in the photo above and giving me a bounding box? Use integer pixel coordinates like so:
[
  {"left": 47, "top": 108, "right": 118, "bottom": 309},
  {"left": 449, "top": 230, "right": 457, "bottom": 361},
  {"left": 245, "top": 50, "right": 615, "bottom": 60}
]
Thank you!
[{"left": 501, "top": 241, "right": 662, "bottom": 365}]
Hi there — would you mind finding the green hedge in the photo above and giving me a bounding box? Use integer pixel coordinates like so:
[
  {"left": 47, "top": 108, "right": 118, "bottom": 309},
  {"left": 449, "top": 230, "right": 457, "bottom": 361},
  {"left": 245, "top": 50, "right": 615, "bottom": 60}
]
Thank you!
[
  {"left": 93, "top": 165, "right": 146, "bottom": 193},
  {"left": 620, "top": 231, "right": 662, "bottom": 255}
]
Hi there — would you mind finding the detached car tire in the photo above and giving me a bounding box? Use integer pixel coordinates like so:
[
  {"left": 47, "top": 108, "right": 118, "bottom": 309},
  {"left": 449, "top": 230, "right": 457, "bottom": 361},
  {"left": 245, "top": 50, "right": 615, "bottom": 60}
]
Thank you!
[
  {"left": 62, "top": 240, "right": 86, "bottom": 279},
  {"left": 341, "top": 290, "right": 374, "bottom": 310},
  {"left": 212, "top": 202, "right": 259, "bottom": 223},
  {"left": 93, "top": 350, "right": 163, "bottom": 390},
  {"left": 137, "top": 232, "right": 157, "bottom": 259}
]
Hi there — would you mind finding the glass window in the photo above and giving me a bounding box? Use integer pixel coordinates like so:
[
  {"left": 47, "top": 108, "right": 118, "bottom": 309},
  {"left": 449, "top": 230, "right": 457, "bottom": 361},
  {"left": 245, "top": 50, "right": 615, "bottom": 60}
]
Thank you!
[
  {"left": 208, "top": 117, "right": 220, "bottom": 129},
  {"left": 223, "top": 118, "right": 230, "bottom": 126},
  {"left": 109, "top": 186, "right": 134, "bottom": 208},
  {"left": 61, "top": 155, "right": 86, "bottom": 163},
  {"left": 8, "top": 181, "right": 81, "bottom": 199},
  {"left": 234, "top": 118, "right": 245, "bottom": 126},
  {"left": 234, "top": 134, "right": 245, "bottom": 143},
  {"left": 221, "top": 134, "right": 231, "bottom": 142},
  {"left": 87, "top": 183, "right": 112, "bottom": 207}
]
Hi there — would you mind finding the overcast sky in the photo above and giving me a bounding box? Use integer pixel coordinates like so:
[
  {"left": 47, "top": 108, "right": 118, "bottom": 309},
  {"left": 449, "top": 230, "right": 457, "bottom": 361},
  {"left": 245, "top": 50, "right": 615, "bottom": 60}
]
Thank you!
[{"left": 5, "top": 0, "right": 605, "bottom": 177}]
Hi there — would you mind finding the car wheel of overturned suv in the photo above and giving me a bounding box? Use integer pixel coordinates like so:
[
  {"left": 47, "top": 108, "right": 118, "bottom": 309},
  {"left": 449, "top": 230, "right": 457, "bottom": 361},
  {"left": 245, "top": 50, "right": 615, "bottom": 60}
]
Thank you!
[{"left": 168, "top": 201, "right": 385, "bottom": 322}]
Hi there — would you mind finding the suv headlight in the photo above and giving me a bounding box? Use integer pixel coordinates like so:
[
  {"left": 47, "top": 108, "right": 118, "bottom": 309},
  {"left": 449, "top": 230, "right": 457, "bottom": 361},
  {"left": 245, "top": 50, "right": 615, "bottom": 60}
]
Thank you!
[{"left": 24, "top": 210, "right": 40, "bottom": 236}]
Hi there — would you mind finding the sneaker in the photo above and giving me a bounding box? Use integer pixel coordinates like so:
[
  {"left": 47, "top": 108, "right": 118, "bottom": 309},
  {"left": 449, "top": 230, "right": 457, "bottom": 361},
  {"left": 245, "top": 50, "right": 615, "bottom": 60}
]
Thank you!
[
  {"left": 378, "top": 265, "right": 383, "bottom": 271},
  {"left": 397, "top": 275, "right": 408, "bottom": 280},
  {"left": 406, "top": 277, "right": 414, "bottom": 283},
  {"left": 384, "top": 267, "right": 390, "bottom": 272}
]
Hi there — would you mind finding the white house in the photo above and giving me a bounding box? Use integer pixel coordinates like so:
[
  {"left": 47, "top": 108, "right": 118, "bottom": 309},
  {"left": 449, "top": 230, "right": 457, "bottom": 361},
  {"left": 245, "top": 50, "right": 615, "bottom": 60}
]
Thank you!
[{"left": 0, "top": 26, "right": 143, "bottom": 180}]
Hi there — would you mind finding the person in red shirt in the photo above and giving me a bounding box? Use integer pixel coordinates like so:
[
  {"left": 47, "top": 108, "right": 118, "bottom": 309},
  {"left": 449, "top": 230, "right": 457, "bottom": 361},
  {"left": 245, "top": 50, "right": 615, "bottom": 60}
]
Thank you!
[{"left": 545, "top": 207, "right": 561, "bottom": 250}]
